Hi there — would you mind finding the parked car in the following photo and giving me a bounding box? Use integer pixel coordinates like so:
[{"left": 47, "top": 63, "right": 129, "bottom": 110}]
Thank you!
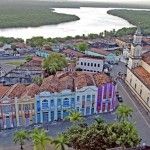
[{"left": 117, "top": 96, "right": 123, "bottom": 102}]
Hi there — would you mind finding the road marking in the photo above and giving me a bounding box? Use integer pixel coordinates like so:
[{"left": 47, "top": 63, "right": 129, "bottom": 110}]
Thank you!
[{"left": 118, "top": 80, "right": 150, "bottom": 128}]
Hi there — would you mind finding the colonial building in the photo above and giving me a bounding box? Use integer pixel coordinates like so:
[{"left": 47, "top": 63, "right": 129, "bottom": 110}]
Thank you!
[
  {"left": 15, "top": 84, "right": 39, "bottom": 127},
  {"left": 0, "top": 97, "right": 16, "bottom": 129},
  {"left": 126, "top": 25, "right": 150, "bottom": 112},
  {"left": 35, "top": 71, "right": 117, "bottom": 123},
  {"left": 76, "top": 55, "right": 104, "bottom": 72}
]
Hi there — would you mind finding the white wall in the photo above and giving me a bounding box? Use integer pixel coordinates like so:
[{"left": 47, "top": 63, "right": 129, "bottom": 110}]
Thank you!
[{"left": 77, "top": 57, "right": 103, "bottom": 72}]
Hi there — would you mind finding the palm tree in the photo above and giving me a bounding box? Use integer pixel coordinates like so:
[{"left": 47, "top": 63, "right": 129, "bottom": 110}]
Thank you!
[
  {"left": 30, "top": 129, "right": 52, "bottom": 150},
  {"left": 116, "top": 104, "right": 133, "bottom": 122},
  {"left": 65, "top": 110, "right": 86, "bottom": 126},
  {"left": 13, "top": 130, "right": 29, "bottom": 150},
  {"left": 52, "top": 133, "right": 69, "bottom": 150},
  {"left": 94, "top": 116, "right": 105, "bottom": 125}
]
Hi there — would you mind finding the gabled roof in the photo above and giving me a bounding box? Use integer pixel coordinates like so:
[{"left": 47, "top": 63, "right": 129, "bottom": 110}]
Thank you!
[{"left": 0, "top": 84, "right": 10, "bottom": 99}]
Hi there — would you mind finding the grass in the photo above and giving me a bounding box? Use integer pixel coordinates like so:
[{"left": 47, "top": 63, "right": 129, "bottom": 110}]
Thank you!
[
  {"left": 107, "top": 9, "right": 150, "bottom": 35},
  {"left": 6, "top": 61, "right": 24, "bottom": 66}
]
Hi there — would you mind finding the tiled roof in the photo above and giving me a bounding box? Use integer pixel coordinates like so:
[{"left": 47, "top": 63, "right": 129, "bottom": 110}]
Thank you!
[
  {"left": 32, "top": 56, "right": 45, "bottom": 62},
  {"left": 22, "top": 84, "right": 39, "bottom": 97},
  {"left": 6, "top": 83, "right": 26, "bottom": 99},
  {"left": 40, "top": 71, "right": 112, "bottom": 93},
  {"left": 132, "top": 66, "right": 150, "bottom": 90},
  {"left": 90, "top": 48, "right": 113, "bottom": 56},
  {"left": 142, "top": 51, "right": 150, "bottom": 65},
  {"left": 0, "top": 84, "right": 10, "bottom": 99},
  {"left": 93, "top": 73, "right": 112, "bottom": 87},
  {"left": 63, "top": 49, "right": 85, "bottom": 58}
]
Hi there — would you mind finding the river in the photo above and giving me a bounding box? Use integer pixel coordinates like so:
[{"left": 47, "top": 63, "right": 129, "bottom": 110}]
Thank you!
[{"left": 0, "top": 7, "right": 134, "bottom": 40}]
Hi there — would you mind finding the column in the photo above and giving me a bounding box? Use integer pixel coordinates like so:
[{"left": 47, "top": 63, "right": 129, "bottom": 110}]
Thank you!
[{"left": 15, "top": 98, "right": 19, "bottom": 127}]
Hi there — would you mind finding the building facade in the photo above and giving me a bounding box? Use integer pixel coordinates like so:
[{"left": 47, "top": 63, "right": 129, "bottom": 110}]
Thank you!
[
  {"left": 35, "top": 71, "right": 117, "bottom": 123},
  {"left": 15, "top": 95, "right": 36, "bottom": 127},
  {"left": 0, "top": 97, "right": 16, "bottom": 129},
  {"left": 126, "top": 25, "right": 150, "bottom": 112},
  {"left": 76, "top": 56, "right": 104, "bottom": 72}
]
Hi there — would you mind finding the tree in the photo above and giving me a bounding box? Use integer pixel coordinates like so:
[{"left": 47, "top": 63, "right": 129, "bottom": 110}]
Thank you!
[
  {"left": 116, "top": 104, "right": 133, "bottom": 122},
  {"left": 42, "top": 53, "right": 67, "bottom": 74},
  {"left": 25, "top": 55, "right": 33, "bottom": 62},
  {"left": 13, "top": 130, "right": 29, "bottom": 150},
  {"left": 94, "top": 116, "right": 105, "bottom": 124},
  {"left": 30, "top": 129, "right": 52, "bottom": 150},
  {"left": 76, "top": 42, "right": 88, "bottom": 52},
  {"left": 33, "top": 76, "right": 43, "bottom": 86},
  {"left": 65, "top": 110, "right": 86, "bottom": 126},
  {"left": 52, "top": 133, "right": 69, "bottom": 150}
]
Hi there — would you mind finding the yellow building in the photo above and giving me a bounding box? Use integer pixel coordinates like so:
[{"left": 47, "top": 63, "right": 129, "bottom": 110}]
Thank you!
[
  {"left": 15, "top": 95, "right": 36, "bottom": 126},
  {"left": 126, "top": 25, "right": 150, "bottom": 113}
]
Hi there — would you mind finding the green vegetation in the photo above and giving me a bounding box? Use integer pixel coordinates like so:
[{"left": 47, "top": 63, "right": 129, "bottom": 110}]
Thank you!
[
  {"left": 25, "top": 55, "right": 33, "bottom": 62},
  {"left": 42, "top": 53, "right": 67, "bottom": 75},
  {"left": 65, "top": 109, "right": 86, "bottom": 126},
  {"left": 0, "top": 0, "right": 79, "bottom": 28},
  {"left": 65, "top": 104, "right": 141, "bottom": 150},
  {"left": 0, "top": 37, "right": 24, "bottom": 46},
  {"left": 75, "top": 42, "right": 88, "bottom": 52},
  {"left": 13, "top": 105, "right": 141, "bottom": 150},
  {"left": 33, "top": 76, "right": 43, "bottom": 86},
  {"left": 13, "top": 130, "right": 29, "bottom": 150},
  {"left": 107, "top": 9, "right": 150, "bottom": 36},
  {"left": 7, "top": 61, "right": 24, "bottom": 66}
]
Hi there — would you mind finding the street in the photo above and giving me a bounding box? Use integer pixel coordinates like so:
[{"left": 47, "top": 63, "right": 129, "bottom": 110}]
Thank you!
[{"left": 0, "top": 62, "right": 150, "bottom": 149}]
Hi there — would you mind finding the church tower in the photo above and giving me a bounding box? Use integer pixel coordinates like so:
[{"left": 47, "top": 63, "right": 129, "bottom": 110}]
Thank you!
[{"left": 128, "top": 23, "right": 142, "bottom": 69}]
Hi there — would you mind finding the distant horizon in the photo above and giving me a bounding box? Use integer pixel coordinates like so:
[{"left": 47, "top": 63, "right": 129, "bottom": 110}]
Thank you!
[{"left": 36, "top": 0, "right": 150, "bottom": 5}]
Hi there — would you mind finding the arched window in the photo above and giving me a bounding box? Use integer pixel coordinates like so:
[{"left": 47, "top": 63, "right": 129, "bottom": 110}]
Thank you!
[
  {"left": 42, "top": 99, "right": 48, "bottom": 108},
  {"left": 135, "top": 84, "right": 137, "bottom": 89},
  {"left": 147, "top": 97, "right": 149, "bottom": 104}
]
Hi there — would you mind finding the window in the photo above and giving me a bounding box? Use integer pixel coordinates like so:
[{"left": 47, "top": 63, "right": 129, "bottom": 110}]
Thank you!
[
  {"left": 42, "top": 99, "right": 48, "bottom": 108},
  {"left": 135, "top": 84, "right": 136, "bottom": 89},
  {"left": 91, "top": 63, "right": 93, "bottom": 67},
  {"left": 130, "top": 79, "right": 132, "bottom": 84},
  {"left": 3, "top": 106, "right": 10, "bottom": 113},
  {"left": 98, "top": 64, "right": 100, "bottom": 67},
  {"left": 92, "top": 95, "right": 95, "bottom": 100},
  {"left": 77, "top": 96, "right": 80, "bottom": 102},
  {"left": 19, "top": 104, "right": 21, "bottom": 110},
  {"left": 140, "top": 89, "right": 142, "bottom": 95},
  {"left": 94, "top": 63, "right": 96, "bottom": 67},
  {"left": 147, "top": 97, "right": 149, "bottom": 104},
  {"left": 81, "top": 62, "right": 83, "bottom": 65},
  {"left": 51, "top": 100, "right": 54, "bottom": 107},
  {"left": 84, "top": 62, "right": 86, "bottom": 66},
  {"left": 88, "top": 63, "right": 90, "bottom": 66},
  {"left": 87, "top": 95, "right": 91, "bottom": 101},
  {"left": 32, "top": 104, "right": 34, "bottom": 109},
  {"left": 63, "top": 98, "right": 69, "bottom": 107},
  {"left": 57, "top": 99, "right": 61, "bottom": 106},
  {"left": 77, "top": 107, "right": 79, "bottom": 112},
  {"left": 24, "top": 104, "right": 29, "bottom": 110},
  {"left": 82, "top": 95, "right": 85, "bottom": 101}
]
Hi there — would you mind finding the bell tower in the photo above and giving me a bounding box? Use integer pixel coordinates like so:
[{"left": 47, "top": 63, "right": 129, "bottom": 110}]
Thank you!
[{"left": 128, "top": 23, "right": 142, "bottom": 69}]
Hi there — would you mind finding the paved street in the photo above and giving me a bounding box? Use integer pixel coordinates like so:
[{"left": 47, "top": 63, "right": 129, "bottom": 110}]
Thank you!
[
  {"left": 110, "top": 62, "right": 150, "bottom": 145},
  {"left": 0, "top": 62, "right": 150, "bottom": 149}
]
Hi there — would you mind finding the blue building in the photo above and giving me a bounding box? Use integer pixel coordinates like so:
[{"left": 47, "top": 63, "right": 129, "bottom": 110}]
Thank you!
[
  {"left": 36, "top": 50, "right": 52, "bottom": 58},
  {"left": 35, "top": 90, "right": 75, "bottom": 123},
  {"left": 85, "top": 48, "right": 116, "bottom": 63}
]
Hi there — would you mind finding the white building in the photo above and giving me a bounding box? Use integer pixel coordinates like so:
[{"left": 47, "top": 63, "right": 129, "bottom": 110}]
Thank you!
[
  {"left": 126, "top": 24, "right": 150, "bottom": 113},
  {"left": 76, "top": 56, "right": 104, "bottom": 72}
]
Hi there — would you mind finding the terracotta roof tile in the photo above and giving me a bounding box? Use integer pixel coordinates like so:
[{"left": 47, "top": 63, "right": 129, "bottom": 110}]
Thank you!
[
  {"left": 32, "top": 56, "right": 45, "bottom": 62},
  {"left": 90, "top": 48, "right": 113, "bottom": 56},
  {"left": 132, "top": 66, "right": 150, "bottom": 90},
  {"left": 63, "top": 49, "right": 85, "bottom": 58},
  {"left": 0, "top": 84, "right": 10, "bottom": 99},
  {"left": 142, "top": 50, "right": 150, "bottom": 65},
  {"left": 22, "top": 84, "right": 39, "bottom": 97},
  {"left": 40, "top": 71, "right": 112, "bottom": 93},
  {"left": 6, "top": 83, "right": 26, "bottom": 99}
]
